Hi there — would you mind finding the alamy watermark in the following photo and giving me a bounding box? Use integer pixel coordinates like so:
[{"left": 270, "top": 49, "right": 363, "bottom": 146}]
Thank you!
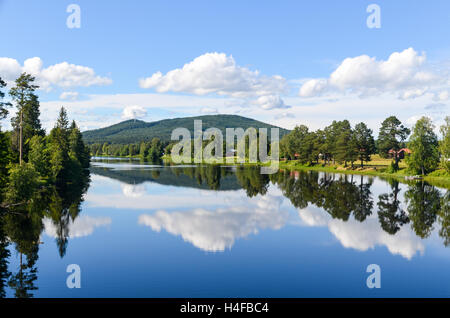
[
  {"left": 66, "top": 264, "right": 81, "bottom": 289},
  {"left": 66, "top": 4, "right": 81, "bottom": 29},
  {"left": 366, "top": 4, "right": 381, "bottom": 29},
  {"left": 170, "top": 120, "right": 280, "bottom": 174},
  {"left": 366, "top": 264, "right": 381, "bottom": 288}
]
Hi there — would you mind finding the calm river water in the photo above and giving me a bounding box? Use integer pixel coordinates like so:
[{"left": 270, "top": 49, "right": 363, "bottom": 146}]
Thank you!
[{"left": 2, "top": 158, "right": 449, "bottom": 297}]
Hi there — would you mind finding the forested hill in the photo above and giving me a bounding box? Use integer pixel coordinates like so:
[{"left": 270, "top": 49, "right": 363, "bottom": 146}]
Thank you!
[{"left": 82, "top": 114, "right": 290, "bottom": 144}]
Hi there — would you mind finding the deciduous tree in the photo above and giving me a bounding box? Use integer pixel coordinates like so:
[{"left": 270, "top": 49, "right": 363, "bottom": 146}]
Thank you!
[{"left": 406, "top": 116, "right": 439, "bottom": 175}]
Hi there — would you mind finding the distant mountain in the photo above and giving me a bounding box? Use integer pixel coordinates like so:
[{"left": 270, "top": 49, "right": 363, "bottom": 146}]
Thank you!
[{"left": 82, "top": 114, "right": 290, "bottom": 144}]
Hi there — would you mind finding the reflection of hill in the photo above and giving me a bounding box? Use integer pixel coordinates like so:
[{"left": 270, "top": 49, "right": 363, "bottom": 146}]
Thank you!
[{"left": 90, "top": 165, "right": 243, "bottom": 191}]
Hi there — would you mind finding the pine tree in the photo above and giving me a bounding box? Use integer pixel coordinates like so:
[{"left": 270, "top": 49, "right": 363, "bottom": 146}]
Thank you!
[
  {"left": 0, "top": 77, "right": 11, "bottom": 121},
  {"left": 334, "top": 121, "right": 357, "bottom": 167},
  {"left": 69, "top": 121, "right": 90, "bottom": 169},
  {"left": 354, "top": 122, "right": 376, "bottom": 167},
  {"left": 0, "top": 78, "right": 11, "bottom": 200},
  {"left": 9, "top": 73, "right": 39, "bottom": 165},
  {"left": 28, "top": 135, "right": 49, "bottom": 178},
  {"left": 56, "top": 107, "right": 69, "bottom": 130},
  {"left": 377, "top": 116, "right": 410, "bottom": 169},
  {"left": 48, "top": 107, "right": 70, "bottom": 181}
]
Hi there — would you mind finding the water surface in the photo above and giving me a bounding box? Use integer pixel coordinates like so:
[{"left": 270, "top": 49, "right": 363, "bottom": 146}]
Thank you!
[{"left": 1, "top": 158, "right": 449, "bottom": 297}]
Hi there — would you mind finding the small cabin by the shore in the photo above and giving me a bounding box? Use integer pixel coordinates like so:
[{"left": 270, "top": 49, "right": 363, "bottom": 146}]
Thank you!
[{"left": 388, "top": 148, "right": 412, "bottom": 159}]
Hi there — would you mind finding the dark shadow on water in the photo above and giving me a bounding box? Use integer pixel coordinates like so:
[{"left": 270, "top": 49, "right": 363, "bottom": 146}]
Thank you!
[{"left": 0, "top": 172, "right": 90, "bottom": 298}]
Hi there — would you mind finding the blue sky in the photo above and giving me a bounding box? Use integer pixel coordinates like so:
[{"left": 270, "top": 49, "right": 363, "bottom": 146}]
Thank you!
[{"left": 0, "top": 0, "right": 449, "bottom": 133}]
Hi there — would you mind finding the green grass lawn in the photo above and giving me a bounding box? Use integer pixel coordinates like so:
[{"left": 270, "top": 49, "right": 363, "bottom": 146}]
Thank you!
[{"left": 362, "top": 154, "right": 407, "bottom": 168}]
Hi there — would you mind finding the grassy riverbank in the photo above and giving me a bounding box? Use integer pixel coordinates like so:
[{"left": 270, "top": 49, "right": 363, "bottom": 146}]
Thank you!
[{"left": 276, "top": 160, "right": 450, "bottom": 189}]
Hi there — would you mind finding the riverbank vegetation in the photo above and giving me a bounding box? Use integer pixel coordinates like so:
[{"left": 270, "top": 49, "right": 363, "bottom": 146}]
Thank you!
[
  {"left": 279, "top": 116, "right": 449, "bottom": 176},
  {"left": 91, "top": 114, "right": 450, "bottom": 185},
  {"left": 275, "top": 116, "right": 449, "bottom": 186},
  {"left": 0, "top": 73, "right": 91, "bottom": 297},
  {"left": 0, "top": 73, "right": 90, "bottom": 208}
]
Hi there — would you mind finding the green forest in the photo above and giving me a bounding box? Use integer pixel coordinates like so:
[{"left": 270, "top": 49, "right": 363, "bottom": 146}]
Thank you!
[
  {"left": 279, "top": 116, "right": 450, "bottom": 176},
  {"left": 0, "top": 73, "right": 90, "bottom": 211},
  {"left": 0, "top": 73, "right": 91, "bottom": 297}
]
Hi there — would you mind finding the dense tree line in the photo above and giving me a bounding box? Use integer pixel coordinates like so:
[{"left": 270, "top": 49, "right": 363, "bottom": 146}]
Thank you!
[
  {"left": 280, "top": 115, "right": 450, "bottom": 175},
  {"left": 91, "top": 114, "right": 450, "bottom": 177},
  {"left": 0, "top": 73, "right": 90, "bottom": 205},
  {"left": 89, "top": 137, "right": 165, "bottom": 162}
]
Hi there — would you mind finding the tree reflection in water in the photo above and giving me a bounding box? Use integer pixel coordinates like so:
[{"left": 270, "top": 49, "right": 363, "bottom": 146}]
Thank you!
[
  {"left": 405, "top": 181, "right": 441, "bottom": 239},
  {"left": 1, "top": 161, "right": 449, "bottom": 298},
  {"left": 92, "top": 161, "right": 450, "bottom": 248},
  {"left": 0, "top": 173, "right": 90, "bottom": 298},
  {"left": 377, "top": 180, "right": 410, "bottom": 235},
  {"left": 438, "top": 190, "right": 450, "bottom": 247}
]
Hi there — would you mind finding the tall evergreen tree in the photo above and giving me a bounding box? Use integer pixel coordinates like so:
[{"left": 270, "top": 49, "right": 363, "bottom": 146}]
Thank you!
[
  {"left": 334, "top": 120, "right": 357, "bottom": 167},
  {"left": 377, "top": 116, "right": 410, "bottom": 169},
  {"left": 0, "top": 78, "right": 12, "bottom": 199},
  {"left": 9, "top": 73, "right": 40, "bottom": 165},
  {"left": 284, "top": 125, "right": 309, "bottom": 161},
  {"left": 0, "top": 77, "right": 11, "bottom": 121},
  {"left": 48, "top": 107, "right": 70, "bottom": 181},
  {"left": 69, "top": 121, "right": 90, "bottom": 169},
  {"left": 28, "top": 135, "right": 50, "bottom": 178},
  {"left": 354, "top": 122, "right": 376, "bottom": 167}
]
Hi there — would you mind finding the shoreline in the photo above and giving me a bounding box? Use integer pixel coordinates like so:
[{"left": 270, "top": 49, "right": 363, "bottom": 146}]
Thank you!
[
  {"left": 91, "top": 155, "right": 450, "bottom": 189},
  {"left": 276, "top": 161, "right": 450, "bottom": 189}
]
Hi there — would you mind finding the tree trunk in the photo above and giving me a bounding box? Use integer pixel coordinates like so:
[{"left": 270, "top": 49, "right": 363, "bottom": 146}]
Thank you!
[
  {"left": 19, "top": 109, "right": 23, "bottom": 165},
  {"left": 394, "top": 153, "right": 399, "bottom": 169}
]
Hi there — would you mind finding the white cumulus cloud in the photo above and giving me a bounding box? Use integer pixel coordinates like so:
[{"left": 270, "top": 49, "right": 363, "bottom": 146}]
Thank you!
[
  {"left": 122, "top": 184, "right": 146, "bottom": 198},
  {"left": 44, "top": 215, "right": 112, "bottom": 239},
  {"left": 122, "top": 105, "right": 147, "bottom": 120},
  {"left": 0, "top": 57, "right": 112, "bottom": 90},
  {"left": 297, "top": 207, "right": 425, "bottom": 260},
  {"left": 138, "top": 194, "right": 287, "bottom": 252},
  {"left": 139, "top": 52, "right": 289, "bottom": 109},
  {"left": 299, "top": 48, "right": 442, "bottom": 100},
  {"left": 254, "top": 94, "right": 290, "bottom": 110},
  {"left": 328, "top": 219, "right": 424, "bottom": 260}
]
